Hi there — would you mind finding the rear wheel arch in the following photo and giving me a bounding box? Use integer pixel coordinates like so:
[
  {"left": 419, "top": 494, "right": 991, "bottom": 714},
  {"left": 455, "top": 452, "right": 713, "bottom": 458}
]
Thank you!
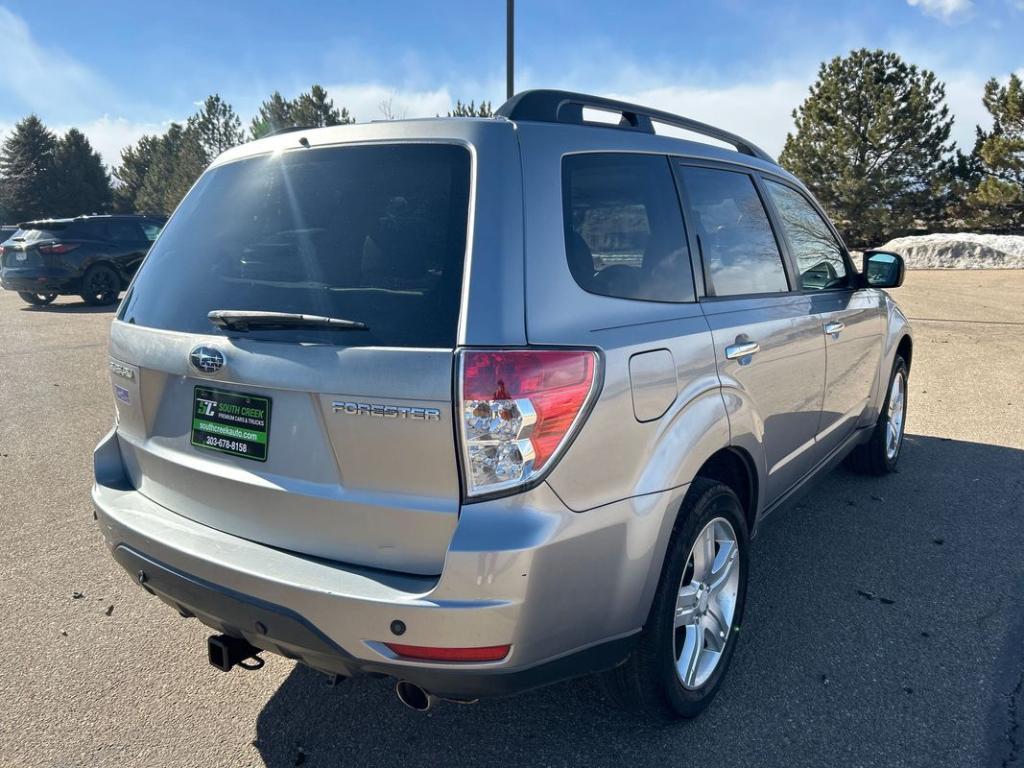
[
  {"left": 693, "top": 447, "right": 758, "bottom": 534},
  {"left": 635, "top": 445, "right": 759, "bottom": 630},
  {"left": 896, "top": 335, "right": 912, "bottom": 373},
  {"left": 603, "top": 476, "right": 751, "bottom": 717}
]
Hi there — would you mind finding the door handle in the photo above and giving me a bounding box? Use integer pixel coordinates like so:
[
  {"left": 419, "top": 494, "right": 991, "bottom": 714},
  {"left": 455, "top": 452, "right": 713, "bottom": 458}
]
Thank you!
[
  {"left": 725, "top": 341, "right": 760, "bottom": 360},
  {"left": 824, "top": 321, "right": 845, "bottom": 336}
]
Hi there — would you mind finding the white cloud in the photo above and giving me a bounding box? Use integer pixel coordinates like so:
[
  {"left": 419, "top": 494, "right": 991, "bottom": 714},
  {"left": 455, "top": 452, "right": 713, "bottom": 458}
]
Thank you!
[
  {"left": 0, "top": 116, "right": 173, "bottom": 169},
  {"left": 0, "top": 1, "right": 1006, "bottom": 177},
  {"left": 1, "top": 70, "right": 993, "bottom": 171},
  {"left": 0, "top": 6, "right": 114, "bottom": 118},
  {"left": 607, "top": 80, "right": 810, "bottom": 158},
  {"left": 321, "top": 83, "right": 455, "bottom": 121},
  {"left": 943, "top": 72, "right": 991, "bottom": 147},
  {"left": 0, "top": 6, "right": 163, "bottom": 169},
  {"left": 610, "top": 69, "right": 997, "bottom": 159},
  {"left": 56, "top": 116, "right": 172, "bottom": 167},
  {"left": 906, "top": 0, "right": 973, "bottom": 21}
]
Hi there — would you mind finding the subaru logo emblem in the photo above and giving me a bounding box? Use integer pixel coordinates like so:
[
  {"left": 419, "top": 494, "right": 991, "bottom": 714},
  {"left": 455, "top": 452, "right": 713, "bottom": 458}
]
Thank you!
[{"left": 189, "top": 346, "right": 225, "bottom": 374}]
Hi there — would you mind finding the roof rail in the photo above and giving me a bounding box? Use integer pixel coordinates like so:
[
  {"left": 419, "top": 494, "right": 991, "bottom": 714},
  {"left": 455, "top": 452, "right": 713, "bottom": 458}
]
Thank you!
[{"left": 496, "top": 89, "right": 776, "bottom": 165}]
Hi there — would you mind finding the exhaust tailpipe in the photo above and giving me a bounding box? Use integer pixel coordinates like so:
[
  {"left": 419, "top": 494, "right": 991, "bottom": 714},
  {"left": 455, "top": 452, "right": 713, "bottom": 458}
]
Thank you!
[{"left": 395, "top": 680, "right": 438, "bottom": 712}]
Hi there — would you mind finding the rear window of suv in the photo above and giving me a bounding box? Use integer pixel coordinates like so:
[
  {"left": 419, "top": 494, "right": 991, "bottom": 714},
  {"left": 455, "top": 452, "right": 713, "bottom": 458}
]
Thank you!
[
  {"left": 119, "top": 143, "right": 472, "bottom": 347},
  {"left": 14, "top": 226, "right": 65, "bottom": 242}
]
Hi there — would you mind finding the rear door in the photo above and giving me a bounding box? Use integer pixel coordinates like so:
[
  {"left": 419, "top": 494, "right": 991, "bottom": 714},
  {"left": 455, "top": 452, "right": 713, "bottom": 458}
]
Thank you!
[
  {"left": 760, "top": 178, "right": 884, "bottom": 455},
  {"left": 110, "top": 142, "right": 476, "bottom": 575},
  {"left": 104, "top": 218, "right": 153, "bottom": 278},
  {"left": 676, "top": 162, "right": 827, "bottom": 502}
]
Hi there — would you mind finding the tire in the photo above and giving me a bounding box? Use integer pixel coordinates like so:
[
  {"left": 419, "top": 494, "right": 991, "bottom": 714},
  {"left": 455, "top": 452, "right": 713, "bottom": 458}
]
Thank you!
[
  {"left": 18, "top": 291, "right": 58, "bottom": 306},
  {"left": 600, "top": 478, "right": 750, "bottom": 719},
  {"left": 80, "top": 264, "right": 120, "bottom": 306},
  {"left": 847, "top": 355, "right": 908, "bottom": 476}
]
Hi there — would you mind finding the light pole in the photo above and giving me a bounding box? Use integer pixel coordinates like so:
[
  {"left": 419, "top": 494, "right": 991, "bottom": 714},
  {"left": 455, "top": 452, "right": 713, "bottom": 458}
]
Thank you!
[{"left": 506, "top": 0, "right": 514, "bottom": 99}]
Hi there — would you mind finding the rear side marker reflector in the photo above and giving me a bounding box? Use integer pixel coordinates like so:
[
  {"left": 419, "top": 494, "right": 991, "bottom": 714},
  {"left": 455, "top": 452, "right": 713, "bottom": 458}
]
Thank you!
[
  {"left": 459, "top": 349, "right": 599, "bottom": 497},
  {"left": 384, "top": 643, "right": 511, "bottom": 662}
]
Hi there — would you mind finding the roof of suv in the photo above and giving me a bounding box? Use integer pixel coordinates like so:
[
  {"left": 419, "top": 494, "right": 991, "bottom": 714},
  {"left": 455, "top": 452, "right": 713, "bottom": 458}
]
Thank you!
[
  {"left": 18, "top": 213, "right": 167, "bottom": 228},
  {"left": 212, "top": 90, "right": 790, "bottom": 180}
]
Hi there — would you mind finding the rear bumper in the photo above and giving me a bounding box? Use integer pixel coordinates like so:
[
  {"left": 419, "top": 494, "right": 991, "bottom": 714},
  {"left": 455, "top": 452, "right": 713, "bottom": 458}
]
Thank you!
[
  {"left": 93, "top": 428, "right": 683, "bottom": 699},
  {"left": 0, "top": 266, "right": 80, "bottom": 293},
  {"left": 111, "top": 543, "right": 637, "bottom": 698}
]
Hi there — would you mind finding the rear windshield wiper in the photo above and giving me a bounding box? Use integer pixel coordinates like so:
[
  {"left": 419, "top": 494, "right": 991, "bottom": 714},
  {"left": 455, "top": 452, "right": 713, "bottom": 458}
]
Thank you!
[{"left": 208, "top": 310, "right": 369, "bottom": 332}]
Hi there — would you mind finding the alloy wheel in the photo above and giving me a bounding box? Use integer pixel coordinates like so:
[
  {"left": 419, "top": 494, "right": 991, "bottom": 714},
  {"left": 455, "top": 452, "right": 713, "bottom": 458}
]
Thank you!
[
  {"left": 673, "top": 517, "right": 741, "bottom": 690},
  {"left": 85, "top": 268, "right": 117, "bottom": 303},
  {"left": 22, "top": 292, "right": 58, "bottom": 306},
  {"left": 885, "top": 370, "right": 906, "bottom": 461}
]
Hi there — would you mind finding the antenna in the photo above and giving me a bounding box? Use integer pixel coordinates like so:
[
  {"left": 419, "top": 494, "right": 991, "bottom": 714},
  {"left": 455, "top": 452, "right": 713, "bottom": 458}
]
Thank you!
[{"left": 506, "top": 0, "right": 515, "bottom": 100}]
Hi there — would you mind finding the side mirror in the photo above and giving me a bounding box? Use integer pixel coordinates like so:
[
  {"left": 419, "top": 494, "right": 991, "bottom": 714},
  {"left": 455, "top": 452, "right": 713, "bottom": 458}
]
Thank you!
[{"left": 862, "top": 250, "right": 905, "bottom": 289}]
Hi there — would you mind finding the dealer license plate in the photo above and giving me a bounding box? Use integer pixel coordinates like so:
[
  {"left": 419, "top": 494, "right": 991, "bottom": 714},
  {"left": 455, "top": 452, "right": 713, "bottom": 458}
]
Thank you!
[{"left": 191, "top": 386, "right": 271, "bottom": 461}]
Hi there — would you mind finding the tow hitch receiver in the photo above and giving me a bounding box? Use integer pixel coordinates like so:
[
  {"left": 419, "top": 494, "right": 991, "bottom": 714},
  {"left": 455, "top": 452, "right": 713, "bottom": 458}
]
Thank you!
[{"left": 207, "top": 634, "right": 263, "bottom": 672}]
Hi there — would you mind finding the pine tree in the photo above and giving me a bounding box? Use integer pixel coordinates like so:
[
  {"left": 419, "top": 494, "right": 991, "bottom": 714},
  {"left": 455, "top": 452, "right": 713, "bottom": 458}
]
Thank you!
[
  {"left": 164, "top": 125, "right": 209, "bottom": 212},
  {"left": 190, "top": 94, "right": 245, "bottom": 161},
  {"left": 116, "top": 122, "right": 208, "bottom": 216},
  {"left": 250, "top": 91, "right": 294, "bottom": 139},
  {"left": 112, "top": 134, "right": 162, "bottom": 213},
  {"left": 135, "top": 123, "right": 186, "bottom": 214},
  {"left": 966, "top": 74, "right": 1024, "bottom": 230},
  {"left": 779, "top": 50, "right": 955, "bottom": 247},
  {"left": 0, "top": 115, "right": 58, "bottom": 222},
  {"left": 291, "top": 85, "right": 353, "bottom": 127},
  {"left": 943, "top": 145, "right": 983, "bottom": 227},
  {"left": 50, "top": 128, "right": 112, "bottom": 217},
  {"left": 448, "top": 100, "right": 494, "bottom": 117}
]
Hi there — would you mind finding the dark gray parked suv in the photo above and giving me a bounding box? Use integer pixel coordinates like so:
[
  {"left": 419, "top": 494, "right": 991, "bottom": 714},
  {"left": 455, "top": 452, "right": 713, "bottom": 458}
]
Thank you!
[
  {"left": 0, "top": 214, "right": 165, "bottom": 306},
  {"left": 92, "top": 91, "right": 912, "bottom": 718}
]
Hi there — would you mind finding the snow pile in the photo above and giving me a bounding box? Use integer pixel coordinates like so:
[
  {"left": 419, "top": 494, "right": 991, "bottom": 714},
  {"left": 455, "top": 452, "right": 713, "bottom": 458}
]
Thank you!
[{"left": 877, "top": 233, "right": 1024, "bottom": 269}]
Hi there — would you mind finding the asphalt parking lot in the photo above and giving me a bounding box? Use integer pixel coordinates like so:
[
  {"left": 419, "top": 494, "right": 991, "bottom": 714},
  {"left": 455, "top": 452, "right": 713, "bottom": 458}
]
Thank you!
[{"left": 1, "top": 271, "right": 1022, "bottom": 768}]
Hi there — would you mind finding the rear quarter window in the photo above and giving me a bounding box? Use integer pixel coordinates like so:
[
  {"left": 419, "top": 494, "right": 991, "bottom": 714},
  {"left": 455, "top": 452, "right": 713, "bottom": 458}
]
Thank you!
[
  {"left": 65, "top": 220, "right": 110, "bottom": 239},
  {"left": 105, "top": 220, "right": 146, "bottom": 242},
  {"left": 119, "top": 143, "right": 472, "bottom": 347},
  {"left": 140, "top": 221, "right": 164, "bottom": 241},
  {"left": 562, "top": 153, "right": 694, "bottom": 303}
]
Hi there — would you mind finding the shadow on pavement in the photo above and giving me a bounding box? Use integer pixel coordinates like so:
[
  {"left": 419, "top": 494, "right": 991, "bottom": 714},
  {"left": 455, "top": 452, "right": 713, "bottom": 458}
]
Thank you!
[
  {"left": 20, "top": 300, "right": 118, "bottom": 314},
  {"left": 252, "top": 434, "right": 1024, "bottom": 768}
]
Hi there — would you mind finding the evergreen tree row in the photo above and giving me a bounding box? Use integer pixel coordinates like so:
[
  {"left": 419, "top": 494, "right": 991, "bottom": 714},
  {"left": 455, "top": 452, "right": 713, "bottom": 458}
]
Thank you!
[
  {"left": 0, "top": 118, "right": 110, "bottom": 222},
  {"left": 0, "top": 84, "right": 359, "bottom": 221},
  {"left": 2, "top": 63, "right": 1022, "bottom": 243}
]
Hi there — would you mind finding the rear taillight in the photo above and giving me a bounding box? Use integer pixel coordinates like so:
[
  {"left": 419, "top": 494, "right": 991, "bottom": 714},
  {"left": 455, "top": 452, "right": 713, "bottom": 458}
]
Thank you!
[
  {"left": 458, "top": 348, "right": 599, "bottom": 498},
  {"left": 38, "top": 242, "right": 79, "bottom": 255}
]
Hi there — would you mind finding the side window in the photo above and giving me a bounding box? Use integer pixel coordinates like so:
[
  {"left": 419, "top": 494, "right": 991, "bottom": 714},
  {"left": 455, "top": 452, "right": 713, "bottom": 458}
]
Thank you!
[
  {"left": 562, "top": 153, "right": 694, "bottom": 303},
  {"left": 677, "top": 165, "right": 789, "bottom": 297},
  {"left": 140, "top": 221, "right": 164, "bottom": 242},
  {"left": 764, "top": 180, "right": 849, "bottom": 290},
  {"left": 107, "top": 220, "right": 146, "bottom": 242},
  {"left": 69, "top": 220, "right": 109, "bottom": 240}
]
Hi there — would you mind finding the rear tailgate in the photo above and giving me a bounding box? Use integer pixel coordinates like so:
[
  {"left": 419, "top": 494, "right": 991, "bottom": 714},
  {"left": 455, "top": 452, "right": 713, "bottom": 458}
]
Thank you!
[
  {"left": 109, "top": 327, "right": 460, "bottom": 574},
  {"left": 106, "top": 138, "right": 487, "bottom": 575}
]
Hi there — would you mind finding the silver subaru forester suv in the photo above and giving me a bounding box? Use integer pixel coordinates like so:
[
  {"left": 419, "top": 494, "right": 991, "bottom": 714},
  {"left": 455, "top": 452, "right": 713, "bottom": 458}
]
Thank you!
[{"left": 93, "top": 90, "right": 912, "bottom": 718}]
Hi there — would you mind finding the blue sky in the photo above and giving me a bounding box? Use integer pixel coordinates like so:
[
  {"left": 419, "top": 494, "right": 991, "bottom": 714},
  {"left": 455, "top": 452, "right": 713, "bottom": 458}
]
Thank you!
[{"left": 1, "top": 0, "right": 1021, "bottom": 165}]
